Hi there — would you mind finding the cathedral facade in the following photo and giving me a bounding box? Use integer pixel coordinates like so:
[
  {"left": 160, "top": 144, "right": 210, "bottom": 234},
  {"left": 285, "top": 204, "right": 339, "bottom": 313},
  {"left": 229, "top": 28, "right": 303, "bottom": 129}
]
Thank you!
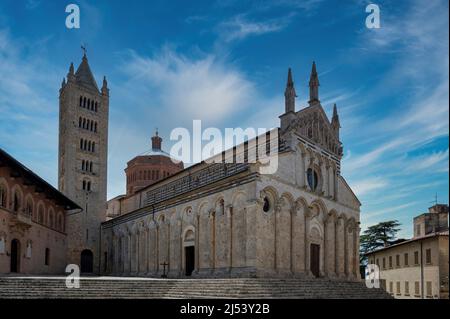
[{"left": 99, "top": 64, "right": 361, "bottom": 280}]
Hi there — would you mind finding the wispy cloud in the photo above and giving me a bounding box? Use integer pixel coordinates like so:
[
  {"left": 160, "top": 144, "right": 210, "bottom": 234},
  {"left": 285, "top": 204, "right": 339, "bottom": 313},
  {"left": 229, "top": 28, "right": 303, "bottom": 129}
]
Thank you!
[{"left": 218, "top": 14, "right": 293, "bottom": 42}]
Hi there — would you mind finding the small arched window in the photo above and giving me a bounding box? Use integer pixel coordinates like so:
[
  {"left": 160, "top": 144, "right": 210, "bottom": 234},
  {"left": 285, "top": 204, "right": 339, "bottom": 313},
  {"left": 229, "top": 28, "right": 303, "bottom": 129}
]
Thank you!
[
  {"left": 92, "top": 142, "right": 95, "bottom": 153},
  {"left": 80, "top": 139, "right": 84, "bottom": 149},
  {"left": 79, "top": 117, "right": 82, "bottom": 127},
  {"left": 87, "top": 182, "right": 91, "bottom": 192},
  {"left": 49, "top": 210, "right": 54, "bottom": 228},
  {"left": 83, "top": 97, "right": 86, "bottom": 108},
  {"left": 13, "top": 191, "right": 21, "bottom": 212},
  {"left": 94, "top": 122, "right": 97, "bottom": 132},
  {"left": 25, "top": 198, "right": 33, "bottom": 217},
  {"left": 0, "top": 184, "right": 7, "bottom": 208},
  {"left": 95, "top": 102, "right": 98, "bottom": 112},
  {"left": 89, "top": 162, "right": 93, "bottom": 172},
  {"left": 87, "top": 99, "right": 91, "bottom": 109},
  {"left": 84, "top": 140, "right": 87, "bottom": 150},
  {"left": 79, "top": 96, "right": 83, "bottom": 107},
  {"left": 82, "top": 180, "right": 86, "bottom": 190},
  {"left": 38, "top": 205, "right": 44, "bottom": 224},
  {"left": 88, "top": 141, "right": 91, "bottom": 152},
  {"left": 82, "top": 160, "right": 85, "bottom": 171}
]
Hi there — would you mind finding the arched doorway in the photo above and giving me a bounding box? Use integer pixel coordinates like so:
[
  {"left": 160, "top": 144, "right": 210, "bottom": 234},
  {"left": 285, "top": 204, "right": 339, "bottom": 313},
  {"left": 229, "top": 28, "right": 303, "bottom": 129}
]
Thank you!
[
  {"left": 183, "top": 229, "right": 195, "bottom": 276},
  {"left": 10, "top": 239, "right": 20, "bottom": 273},
  {"left": 310, "top": 244, "right": 320, "bottom": 278},
  {"left": 80, "top": 249, "right": 94, "bottom": 273}
]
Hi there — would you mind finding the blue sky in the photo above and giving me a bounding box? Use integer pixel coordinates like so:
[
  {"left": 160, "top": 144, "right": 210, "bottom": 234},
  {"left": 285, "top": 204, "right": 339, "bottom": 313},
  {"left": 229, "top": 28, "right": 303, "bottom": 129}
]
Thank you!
[{"left": 0, "top": 0, "right": 448, "bottom": 238}]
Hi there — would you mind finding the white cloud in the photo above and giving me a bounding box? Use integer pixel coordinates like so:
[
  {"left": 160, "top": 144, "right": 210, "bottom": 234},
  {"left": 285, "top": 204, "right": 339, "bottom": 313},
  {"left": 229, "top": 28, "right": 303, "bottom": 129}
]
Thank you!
[
  {"left": 118, "top": 48, "right": 255, "bottom": 123},
  {"left": 218, "top": 14, "right": 292, "bottom": 42},
  {"left": 351, "top": 177, "right": 388, "bottom": 197}
]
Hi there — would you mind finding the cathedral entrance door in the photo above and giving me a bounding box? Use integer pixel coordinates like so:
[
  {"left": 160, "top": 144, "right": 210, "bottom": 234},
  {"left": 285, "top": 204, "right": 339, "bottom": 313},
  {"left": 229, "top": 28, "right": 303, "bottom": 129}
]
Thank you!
[
  {"left": 10, "top": 239, "right": 20, "bottom": 273},
  {"left": 310, "top": 244, "right": 320, "bottom": 278},
  {"left": 81, "top": 249, "right": 94, "bottom": 273},
  {"left": 185, "top": 246, "right": 195, "bottom": 276}
]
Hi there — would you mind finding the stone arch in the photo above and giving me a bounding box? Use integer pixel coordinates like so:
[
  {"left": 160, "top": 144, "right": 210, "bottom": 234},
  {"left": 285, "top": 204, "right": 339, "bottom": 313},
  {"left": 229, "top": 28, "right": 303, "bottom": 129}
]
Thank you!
[{"left": 309, "top": 198, "right": 328, "bottom": 221}]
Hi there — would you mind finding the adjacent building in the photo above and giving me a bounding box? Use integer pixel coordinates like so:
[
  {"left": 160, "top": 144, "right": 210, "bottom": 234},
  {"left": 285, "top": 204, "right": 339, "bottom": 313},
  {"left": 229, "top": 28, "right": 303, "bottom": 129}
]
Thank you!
[
  {"left": 0, "top": 148, "right": 80, "bottom": 274},
  {"left": 367, "top": 204, "right": 449, "bottom": 299}
]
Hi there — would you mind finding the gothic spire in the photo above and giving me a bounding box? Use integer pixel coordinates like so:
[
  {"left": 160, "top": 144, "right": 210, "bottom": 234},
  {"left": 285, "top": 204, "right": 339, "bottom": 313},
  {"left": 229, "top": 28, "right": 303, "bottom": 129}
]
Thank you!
[
  {"left": 75, "top": 53, "right": 99, "bottom": 91},
  {"left": 331, "top": 103, "right": 340, "bottom": 139},
  {"left": 308, "top": 61, "right": 319, "bottom": 105},
  {"left": 284, "top": 67, "right": 296, "bottom": 113}
]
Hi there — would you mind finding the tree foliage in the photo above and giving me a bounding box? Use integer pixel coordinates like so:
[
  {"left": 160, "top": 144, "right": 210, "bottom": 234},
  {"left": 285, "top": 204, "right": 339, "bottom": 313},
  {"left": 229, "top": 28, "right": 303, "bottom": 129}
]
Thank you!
[{"left": 360, "top": 220, "right": 401, "bottom": 264}]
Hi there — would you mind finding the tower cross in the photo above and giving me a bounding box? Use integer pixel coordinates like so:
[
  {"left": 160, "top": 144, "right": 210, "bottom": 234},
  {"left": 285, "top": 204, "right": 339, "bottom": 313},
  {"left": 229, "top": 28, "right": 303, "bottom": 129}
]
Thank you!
[{"left": 81, "top": 44, "right": 87, "bottom": 56}]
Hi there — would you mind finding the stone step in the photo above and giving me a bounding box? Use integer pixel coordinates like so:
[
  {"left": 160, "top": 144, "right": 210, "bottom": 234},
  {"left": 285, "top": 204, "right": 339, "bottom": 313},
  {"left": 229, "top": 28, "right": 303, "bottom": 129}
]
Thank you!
[{"left": 0, "top": 277, "right": 392, "bottom": 299}]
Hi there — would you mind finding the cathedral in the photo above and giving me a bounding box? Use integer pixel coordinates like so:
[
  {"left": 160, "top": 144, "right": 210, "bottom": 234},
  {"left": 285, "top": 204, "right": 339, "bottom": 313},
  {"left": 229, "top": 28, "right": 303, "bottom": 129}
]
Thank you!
[
  {"left": 99, "top": 62, "right": 361, "bottom": 279},
  {"left": 1, "top": 53, "right": 361, "bottom": 280}
]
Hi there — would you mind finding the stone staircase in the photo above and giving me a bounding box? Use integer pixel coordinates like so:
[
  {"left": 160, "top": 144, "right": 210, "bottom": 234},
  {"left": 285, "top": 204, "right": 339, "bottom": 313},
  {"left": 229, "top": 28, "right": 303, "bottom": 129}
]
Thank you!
[{"left": 0, "top": 276, "right": 392, "bottom": 299}]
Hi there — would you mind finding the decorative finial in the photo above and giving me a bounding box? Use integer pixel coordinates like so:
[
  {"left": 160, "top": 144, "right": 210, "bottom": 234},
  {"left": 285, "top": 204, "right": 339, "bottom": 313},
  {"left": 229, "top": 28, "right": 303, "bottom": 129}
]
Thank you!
[
  {"left": 309, "top": 61, "right": 320, "bottom": 105},
  {"left": 284, "top": 67, "right": 296, "bottom": 113}
]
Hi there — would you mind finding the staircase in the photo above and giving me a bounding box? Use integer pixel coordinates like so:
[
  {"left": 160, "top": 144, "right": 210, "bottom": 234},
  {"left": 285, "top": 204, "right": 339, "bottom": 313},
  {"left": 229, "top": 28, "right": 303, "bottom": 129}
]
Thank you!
[{"left": 0, "top": 276, "right": 392, "bottom": 299}]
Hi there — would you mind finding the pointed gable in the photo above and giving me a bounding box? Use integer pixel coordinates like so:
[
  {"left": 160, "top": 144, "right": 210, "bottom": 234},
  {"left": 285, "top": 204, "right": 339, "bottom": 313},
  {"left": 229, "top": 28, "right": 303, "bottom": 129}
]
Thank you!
[{"left": 75, "top": 55, "right": 99, "bottom": 92}]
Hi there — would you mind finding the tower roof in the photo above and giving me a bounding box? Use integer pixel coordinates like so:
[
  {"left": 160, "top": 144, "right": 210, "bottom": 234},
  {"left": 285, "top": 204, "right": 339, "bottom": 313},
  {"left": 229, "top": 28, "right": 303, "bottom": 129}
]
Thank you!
[{"left": 75, "top": 54, "right": 99, "bottom": 92}]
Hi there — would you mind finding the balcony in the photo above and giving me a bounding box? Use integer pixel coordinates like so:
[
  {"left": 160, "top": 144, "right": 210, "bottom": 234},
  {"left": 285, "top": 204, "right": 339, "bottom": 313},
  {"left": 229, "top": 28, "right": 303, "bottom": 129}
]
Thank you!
[{"left": 10, "top": 209, "right": 33, "bottom": 228}]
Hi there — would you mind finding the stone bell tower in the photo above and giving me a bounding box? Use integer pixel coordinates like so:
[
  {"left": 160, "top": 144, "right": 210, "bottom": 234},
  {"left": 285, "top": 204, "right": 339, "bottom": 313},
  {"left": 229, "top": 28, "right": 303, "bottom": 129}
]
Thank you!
[{"left": 58, "top": 51, "right": 109, "bottom": 273}]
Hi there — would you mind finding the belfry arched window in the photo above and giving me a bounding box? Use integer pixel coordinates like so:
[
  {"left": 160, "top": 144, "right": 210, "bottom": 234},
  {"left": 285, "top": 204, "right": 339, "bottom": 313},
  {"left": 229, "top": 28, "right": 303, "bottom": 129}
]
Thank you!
[{"left": 79, "top": 96, "right": 83, "bottom": 107}]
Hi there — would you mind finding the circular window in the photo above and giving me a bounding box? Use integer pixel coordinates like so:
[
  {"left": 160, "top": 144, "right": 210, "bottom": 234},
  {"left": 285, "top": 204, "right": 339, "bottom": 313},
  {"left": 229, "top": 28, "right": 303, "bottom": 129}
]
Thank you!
[
  {"left": 263, "top": 197, "right": 270, "bottom": 212},
  {"left": 307, "top": 168, "right": 319, "bottom": 191}
]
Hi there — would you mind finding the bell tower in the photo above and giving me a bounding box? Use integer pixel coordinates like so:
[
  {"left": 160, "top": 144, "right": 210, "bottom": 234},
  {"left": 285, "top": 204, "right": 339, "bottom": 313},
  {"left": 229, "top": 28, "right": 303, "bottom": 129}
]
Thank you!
[{"left": 58, "top": 51, "right": 109, "bottom": 273}]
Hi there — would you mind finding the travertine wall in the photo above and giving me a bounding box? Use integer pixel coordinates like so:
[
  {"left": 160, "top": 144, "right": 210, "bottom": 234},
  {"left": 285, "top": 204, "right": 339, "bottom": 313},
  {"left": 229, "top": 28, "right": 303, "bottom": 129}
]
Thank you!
[{"left": 101, "top": 143, "right": 361, "bottom": 280}]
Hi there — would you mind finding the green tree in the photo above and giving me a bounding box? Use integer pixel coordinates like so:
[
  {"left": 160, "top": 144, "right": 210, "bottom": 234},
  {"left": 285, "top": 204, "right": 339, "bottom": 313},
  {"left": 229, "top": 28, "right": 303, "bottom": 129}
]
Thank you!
[{"left": 360, "top": 220, "right": 401, "bottom": 264}]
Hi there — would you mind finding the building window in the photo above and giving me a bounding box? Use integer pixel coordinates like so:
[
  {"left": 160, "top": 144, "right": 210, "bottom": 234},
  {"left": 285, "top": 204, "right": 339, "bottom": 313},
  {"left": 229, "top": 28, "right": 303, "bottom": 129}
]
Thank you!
[
  {"left": 13, "top": 191, "right": 21, "bottom": 212},
  {"left": 414, "top": 281, "right": 420, "bottom": 297},
  {"left": 396, "top": 254, "right": 400, "bottom": 267},
  {"left": 25, "top": 199, "right": 33, "bottom": 217},
  {"left": 376, "top": 258, "right": 379, "bottom": 267},
  {"left": 426, "top": 249, "right": 431, "bottom": 264},
  {"left": 306, "top": 168, "right": 319, "bottom": 191},
  {"left": 414, "top": 251, "right": 419, "bottom": 265},
  {"left": 79, "top": 96, "right": 83, "bottom": 107},
  {"left": 0, "top": 184, "right": 7, "bottom": 208},
  {"left": 263, "top": 197, "right": 271, "bottom": 213},
  {"left": 396, "top": 281, "right": 401, "bottom": 295},
  {"left": 382, "top": 257, "right": 386, "bottom": 269},
  {"left": 45, "top": 248, "right": 50, "bottom": 266},
  {"left": 404, "top": 253, "right": 409, "bottom": 266},
  {"left": 416, "top": 224, "right": 421, "bottom": 237},
  {"left": 38, "top": 206, "right": 44, "bottom": 223},
  {"left": 389, "top": 282, "right": 393, "bottom": 293},
  {"left": 389, "top": 256, "right": 393, "bottom": 268},
  {"left": 426, "top": 282, "right": 432, "bottom": 297},
  {"left": 405, "top": 282, "right": 409, "bottom": 296}
]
